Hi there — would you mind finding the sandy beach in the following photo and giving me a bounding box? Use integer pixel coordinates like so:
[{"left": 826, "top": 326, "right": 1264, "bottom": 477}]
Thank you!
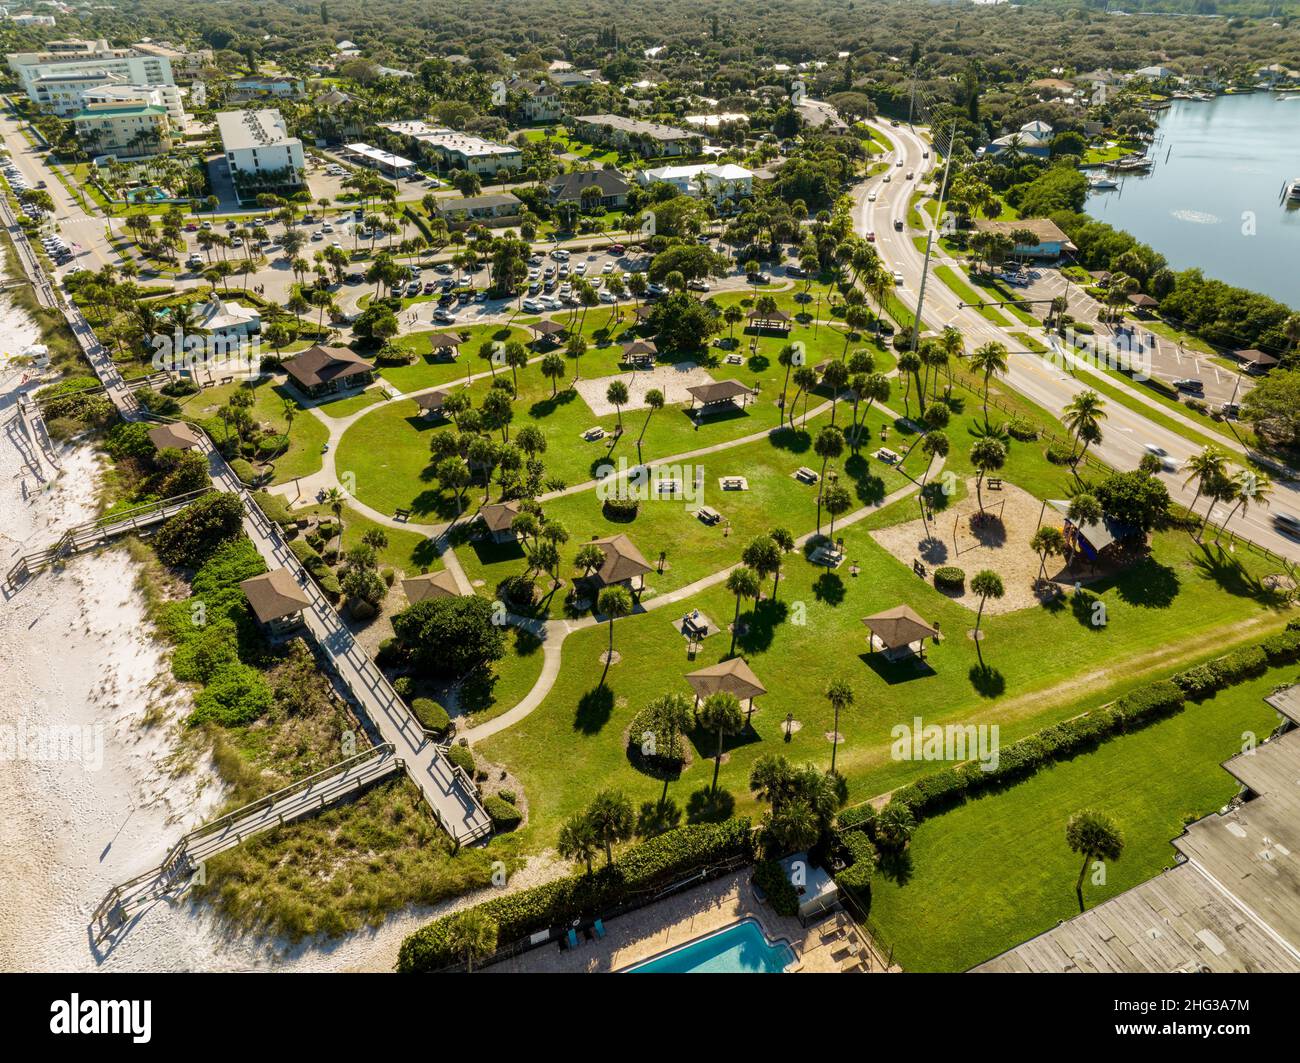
[{"left": 0, "top": 296, "right": 560, "bottom": 972}]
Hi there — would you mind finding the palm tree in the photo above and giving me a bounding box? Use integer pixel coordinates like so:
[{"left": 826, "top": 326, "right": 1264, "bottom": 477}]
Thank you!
[
  {"left": 970, "top": 569, "right": 1004, "bottom": 667},
  {"left": 769, "top": 527, "right": 794, "bottom": 600},
  {"left": 586, "top": 789, "right": 635, "bottom": 865},
  {"left": 606, "top": 379, "right": 629, "bottom": 433},
  {"left": 557, "top": 811, "right": 599, "bottom": 875},
  {"left": 897, "top": 351, "right": 922, "bottom": 418},
  {"left": 445, "top": 909, "right": 498, "bottom": 973},
  {"left": 969, "top": 340, "right": 1008, "bottom": 424},
  {"left": 725, "top": 566, "right": 761, "bottom": 655},
  {"left": 777, "top": 343, "right": 798, "bottom": 415},
  {"left": 1183, "top": 446, "right": 1228, "bottom": 540},
  {"left": 1066, "top": 809, "right": 1124, "bottom": 912},
  {"left": 823, "top": 481, "right": 852, "bottom": 541},
  {"left": 324, "top": 486, "right": 345, "bottom": 545},
  {"left": 969, "top": 437, "right": 1007, "bottom": 516},
  {"left": 824, "top": 678, "right": 854, "bottom": 773},
  {"left": 918, "top": 431, "right": 950, "bottom": 540},
  {"left": 1030, "top": 525, "right": 1066, "bottom": 586},
  {"left": 698, "top": 691, "right": 744, "bottom": 793},
  {"left": 791, "top": 365, "right": 819, "bottom": 429},
  {"left": 1216, "top": 469, "right": 1272, "bottom": 544},
  {"left": 1062, "top": 390, "right": 1107, "bottom": 462},
  {"left": 813, "top": 426, "right": 845, "bottom": 534},
  {"left": 635, "top": 388, "right": 664, "bottom": 460},
  {"left": 596, "top": 585, "right": 633, "bottom": 679}
]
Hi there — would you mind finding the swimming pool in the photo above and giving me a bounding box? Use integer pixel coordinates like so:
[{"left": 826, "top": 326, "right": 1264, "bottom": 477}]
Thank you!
[{"left": 624, "top": 919, "right": 795, "bottom": 973}]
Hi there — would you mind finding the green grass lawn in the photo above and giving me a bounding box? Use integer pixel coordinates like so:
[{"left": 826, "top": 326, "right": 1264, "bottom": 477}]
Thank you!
[
  {"left": 455, "top": 403, "right": 910, "bottom": 618},
  {"left": 476, "top": 503, "right": 1289, "bottom": 853},
  {"left": 865, "top": 661, "right": 1289, "bottom": 971},
  {"left": 337, "top": 315, "right": 895, "bottom": 519},
  {"left": 175, "top": 376, "right": 328, "bottom": 484}
]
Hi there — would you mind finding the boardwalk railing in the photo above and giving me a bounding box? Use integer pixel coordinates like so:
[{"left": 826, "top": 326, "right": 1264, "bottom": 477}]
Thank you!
[
  {"left": 4, "top": 487, "right": 213, "bottom": 589},
  {"left": 91, "top": 743, "right": 400, "bottom": 944}
]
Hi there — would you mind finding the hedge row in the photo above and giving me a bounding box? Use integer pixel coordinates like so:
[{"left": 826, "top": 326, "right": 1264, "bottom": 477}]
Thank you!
[
  {"left": 397, "top": 818, "right": 753, "bottom": 972},
  {"left": 753, "top": 859, "right": 799, "bottom": 917},
  {"left": 839, "top": 624, "right": 1300, "bottom": 829}
]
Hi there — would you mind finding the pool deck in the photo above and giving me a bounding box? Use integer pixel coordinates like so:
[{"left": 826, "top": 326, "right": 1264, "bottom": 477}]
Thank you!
[{"left": 489, "top": 871, "right": 893, "bottom": 974}]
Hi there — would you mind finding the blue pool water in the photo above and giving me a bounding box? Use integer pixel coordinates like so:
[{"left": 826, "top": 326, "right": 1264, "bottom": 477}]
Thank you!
[{"left": 624, "top": 919, "right": 795, "bottom": 973}]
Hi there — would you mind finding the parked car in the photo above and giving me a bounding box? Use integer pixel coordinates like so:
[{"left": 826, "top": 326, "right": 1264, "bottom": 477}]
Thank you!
[
  {"left": 1173, "top": 378, "right": 1204, "bottom": 393},
  {"left": 521, "top": 298, "right": 542, "bottom": 312},
  {"left": 893, "top": 219, "right": 904, "bottom": 232},
  {"left": 892, "top": 270, "right": 905, "bottom": 285},
  {"left": 423, "top": 281, "right": 437, "bottom": 295}
]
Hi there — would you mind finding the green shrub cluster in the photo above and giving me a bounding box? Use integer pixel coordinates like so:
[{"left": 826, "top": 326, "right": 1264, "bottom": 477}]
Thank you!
[
  {"left": 154, "top": 492, "right": 245, "bottom": 568},
  {"left": 1171, "top": 645, "right": 1270, "bottom": 700},
  {"left": 752, "top": 858, "right": 800, "bottom": 917},
  {"left": 1045, "top": 441, "right": 1074, "bottom": 465},
  {"left": 933, "top": 565, "right": 965, "bottom": 590},
  {"left": 411, "top": 698, "right": 450, "bottom": 733},
  {"left": 447, "top": 743, "right": 475, "bottom": 776},
  {"left": 484, "top": 795, "right": 523, "bottom": 832},
  {"left": 397, "top": 819, "right": 753, "bottom": 971},
  {"left": 602, "top": 497, "right": 639, "bottom": 521},
  {"left": 1005, "top": 416, "right": 1039, "bottom": 442},
  {"left": 837, "top": 802, "right": 877, "bottom": 833}
]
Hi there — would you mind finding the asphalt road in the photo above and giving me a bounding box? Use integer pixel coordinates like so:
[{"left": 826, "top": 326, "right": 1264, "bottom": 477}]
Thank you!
[{"left": 858, "top": 118, "right": 1300, "bottom": 562}]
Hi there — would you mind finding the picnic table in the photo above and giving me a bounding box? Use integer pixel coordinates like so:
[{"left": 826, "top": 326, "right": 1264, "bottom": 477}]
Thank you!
[
  {"left": 582, "top": 426, "right": 606, "bottom": 441},
  {"left": 697, "top": 505, "right": 722, "bottom": 525},
  {"left": 795, "top": 466, "right": 820, "bottom": 484},
  {"left": 875, "top": 447, "right": 901, "bottom": 465}
]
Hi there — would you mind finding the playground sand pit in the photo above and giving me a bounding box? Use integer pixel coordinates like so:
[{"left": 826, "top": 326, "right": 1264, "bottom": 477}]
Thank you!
[
  {"left": 870, "top": 478, "right": 1078, "bottom": 615},
  {"left": 575, "top": 361, "right": 716, "bottom": 417}
]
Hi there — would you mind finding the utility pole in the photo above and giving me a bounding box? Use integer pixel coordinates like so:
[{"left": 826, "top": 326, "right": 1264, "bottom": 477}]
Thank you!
[{"left": 908, "top": 121, "right": 957, "bottom": 358}]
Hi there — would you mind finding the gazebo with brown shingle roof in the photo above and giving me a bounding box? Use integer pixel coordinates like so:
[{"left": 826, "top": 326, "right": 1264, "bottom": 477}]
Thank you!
[
  {"left": 146, "top": 421, "right": 204, "bottom": 452},
  {"left": 747, "top": 307, "right": 791, "bottom": 333},
  {"left": 478, "top": 499, "right": 522, "bottom": 543},
  {"left": 402, "top": 570, "right": 463, "bottom": 604},
  {"left": 622, "top": 338, "right": 658, "bottom": 368},
  {"left": 241, "top": 567, "right": 312, "bottom": 635},
  {"left": 590, "top": 532, "right": 652, "bottom": 590},
  {"left": 529, "top": 319, "right": 567, "bottom": 345},
  {"left": 427, "top": 332, "right": 466, "bottom": 358},
  {"left": 685, "top": 657, "right": 767, "bottom": 717},
  {"left": 687, "top": 378, "right": 752, "bottom": 414},
  {"left": 862, "top": 605, "right": 939, "bottom": 662},
  {"left": 413, "top": 389, "right": 449, "bottom": 418}
]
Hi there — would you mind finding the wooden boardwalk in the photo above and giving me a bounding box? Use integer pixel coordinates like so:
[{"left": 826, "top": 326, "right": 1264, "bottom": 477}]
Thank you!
[
  {"left": 4, "top": 487, "right": 213, "bottom": 591},
  {"left": 92, "top": 744, "right": 402, "bottom": 944}
]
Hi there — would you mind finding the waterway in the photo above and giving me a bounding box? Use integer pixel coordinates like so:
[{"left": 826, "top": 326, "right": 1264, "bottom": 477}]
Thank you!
[{"left": 1085, "top": 91, "right": 1300, "bottom": 309}]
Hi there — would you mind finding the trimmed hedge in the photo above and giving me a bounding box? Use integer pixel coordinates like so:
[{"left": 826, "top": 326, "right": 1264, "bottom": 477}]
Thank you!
[
  {"left": 837, "top": 802, "right": 877, "bottom": 833},
  {"left": 397, "top": 819, "right": 753, "bottom": 971},
  {"left": 412, "top": 698, "right": 450, "bottom": 733},
  {"left": 447, "top": 743, "right": 475, "bottom": 776},
  {"left": 1171, "top": 645, "right": 1269, "bottom": 701},
  {"left": 752, "top": 859, "right": 800, "bottom": 917},
  {"left": 933, "top": 565, "right": 965, "bottom": 590},
  {"left": 484, "top": 795, "right": 523, "bottom": 831}
]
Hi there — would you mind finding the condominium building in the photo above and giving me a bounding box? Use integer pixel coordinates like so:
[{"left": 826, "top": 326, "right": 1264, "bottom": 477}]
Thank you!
[
  {"left": 571, "top": 114, "right": 699, "bottom": 157},
  {"left": 380, "top": 120, "right": 522, "bottom": 175},
  {"left": 79, "top": 81, "right": 185, "bottom": 122},
  {"left": 72, "top": 101, "right": 172, "bottom": 159},
  {"left": 7, "top": 38, "right": 174, "bottom": 112},
  {"left": 131, "top": 40, "right": 214, "bottom": 77},
  {"left": 638, "top": 162, "right": 754, "bottom": 202},
  {"left": 216, "top": 108, "right": 305, "bottom": 202}
]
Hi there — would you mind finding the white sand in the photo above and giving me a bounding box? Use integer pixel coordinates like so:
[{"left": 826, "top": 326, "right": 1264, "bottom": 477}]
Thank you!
[
  {"left": 574, "top": 360, "right": 716, "bottom": 416},
  {"left": 0, "top": 296, "right": 563, "bottom": 972}
]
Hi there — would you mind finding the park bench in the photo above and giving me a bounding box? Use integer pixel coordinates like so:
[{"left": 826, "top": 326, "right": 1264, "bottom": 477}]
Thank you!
[
  {"left": 988, "top": 477, "right": 1003, "bottom": 490},
  {"left": 912, "top": 558, "right": 927, "bottom": 578}
]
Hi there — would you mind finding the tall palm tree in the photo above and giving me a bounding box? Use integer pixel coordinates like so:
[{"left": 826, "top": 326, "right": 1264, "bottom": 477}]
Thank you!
[
  {"left": 698, "top": 691, "right": 744, "bottom": 794},
  {"left": 324, "top": 486, "right": 345, "bottom": 545},
  {"left": 725, "top": 566, "right": 761, "bottom": 655},
  {"left": 969, "top": 340, "right": 1008, "bottom": 424},
  {"left": 918, "top": 430, "right": 950, "bottom": 540},
  {"left": 596, "top": 586, "right": 632, "bottom": 681},
  {"left": 970, "top": 569, "right": 1004, "bottom": 667},
  {"left": 824, "top": 678, "right": 854, "bottom": 773},
  {"left": 1066, "top": 809, "right": 1124, "bottom": 912},
  {"left": 1062, "top": 389, "right": 1107, "bottom": 464},
  {"left": 1216, "top": 470, "right": 1272, "bottom": 544},
  {"left": 1183, "top": 446, "right": 1227, "bottom": 540}
]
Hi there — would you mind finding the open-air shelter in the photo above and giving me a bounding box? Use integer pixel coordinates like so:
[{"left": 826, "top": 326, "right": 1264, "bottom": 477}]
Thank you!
[
  {"left": 529, "top": 319, "right": 567, "bottom": 346},
  {"left": 147, "top": 422, "right": 204, "bottom": 452},
  {"left": 685, "top": 656, "right": 767, "bottom": 717},
  {"left": 686, "top": 378, "right": 752, "bottom": 415},
  {"left": 427, "top": 332, "right": 466, "bottom": 359},
  {"left": 413, "top": 389, "right": 449, "bottom": 419},
  {"left": 862, "top": 604, "right": 939, "bottom": 662},
  {"left": 747, "top": 307, "right": 791, "bottom": 333},
  {"left": 622, "top": 338, "right": 658, "bottom": 368},
  {"left": 402, "top": 570, "right": 463, "bottom": 604}
]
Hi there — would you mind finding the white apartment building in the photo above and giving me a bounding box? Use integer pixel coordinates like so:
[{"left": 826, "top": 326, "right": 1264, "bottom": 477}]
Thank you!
[
  {"left": 76, "top": 80, "right": 184, "bottom": 121},
  {"left": 380, "top": 120, "right": 522, "bottom": 176},
  {"left": 638, "top": 163, "right": 754, "bottom": 202},
  {"left": 216, "top": 108, "right": 305, "bottom": 202},
  {"left": 131, "top": 40, "right": 213, "bottom": 77},
  {"left": 8, "top": 38, "right": 174, "bottom": 112}
]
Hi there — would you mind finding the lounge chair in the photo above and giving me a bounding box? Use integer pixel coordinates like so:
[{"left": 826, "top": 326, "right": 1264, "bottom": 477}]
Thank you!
[
  {"left": 566, "top": 927, "right": 579, "bottom": 949},
  {"left": 594, "top": 918, "right": 606, "bottom": 940}
]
